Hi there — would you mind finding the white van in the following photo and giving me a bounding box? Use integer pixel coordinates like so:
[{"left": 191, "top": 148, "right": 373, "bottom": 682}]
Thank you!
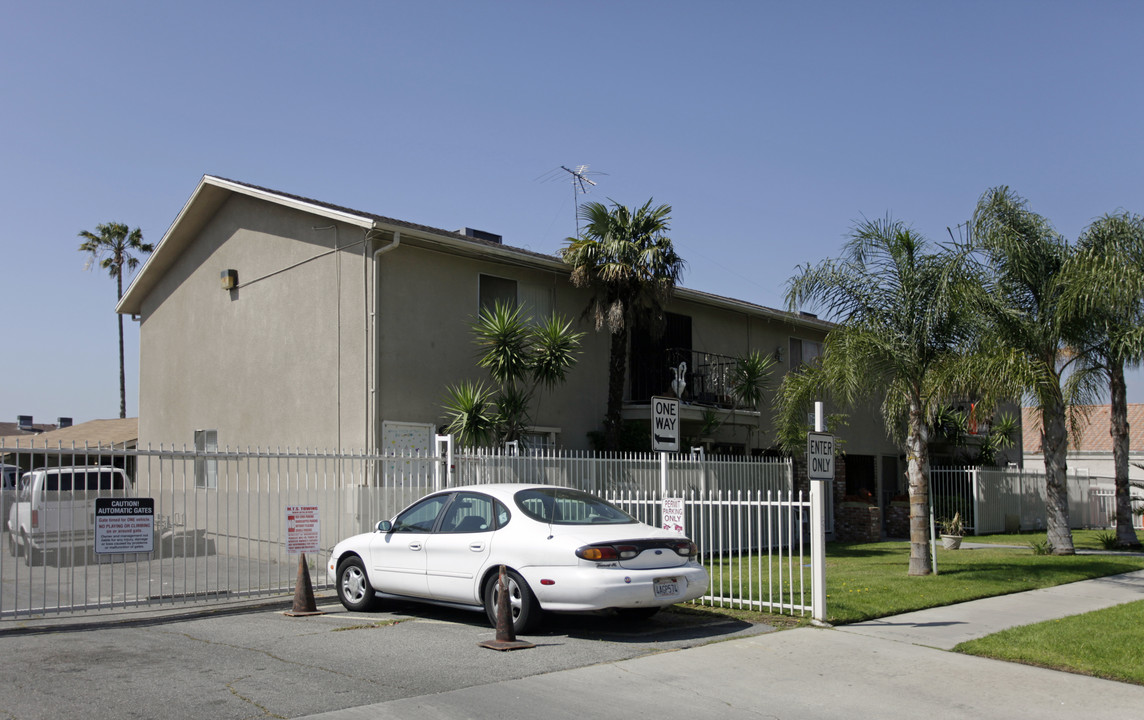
[{"left": 7, "top": 466, "right": 132, "bottom": 565}]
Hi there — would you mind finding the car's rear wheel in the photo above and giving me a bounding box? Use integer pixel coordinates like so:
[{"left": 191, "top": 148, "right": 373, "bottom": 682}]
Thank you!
[
  {"left": 337, "top": 557, "right": 379, "bottom": 612},
  {"left": 483, "top": 568, "right": 539, "bottom": 635}
]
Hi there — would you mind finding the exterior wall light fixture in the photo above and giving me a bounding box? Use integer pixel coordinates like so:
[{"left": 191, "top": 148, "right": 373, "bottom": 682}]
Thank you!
[{"left": 220, "top": 269, "right": 238, "bottom": 290}]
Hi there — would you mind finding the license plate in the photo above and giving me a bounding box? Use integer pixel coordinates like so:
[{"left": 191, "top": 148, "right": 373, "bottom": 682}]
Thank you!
[{"left": 653, "top": 576, "right": 681, "bottom": 598}]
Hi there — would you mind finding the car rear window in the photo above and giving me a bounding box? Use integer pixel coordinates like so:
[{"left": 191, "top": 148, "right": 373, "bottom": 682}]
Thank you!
[{"left": 513, "top": 488, "right": 635, "bottom": 525}]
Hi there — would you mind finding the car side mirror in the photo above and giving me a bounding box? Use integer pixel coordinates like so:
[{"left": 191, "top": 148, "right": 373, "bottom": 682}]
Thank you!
[{"left": 376, "top": 520, "right": 392, "bottom": 533}]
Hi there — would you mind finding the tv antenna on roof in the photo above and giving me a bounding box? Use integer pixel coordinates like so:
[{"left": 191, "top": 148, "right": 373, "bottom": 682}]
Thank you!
[{"left": 537, "top": 165, "right": 606, "bottom": 236}]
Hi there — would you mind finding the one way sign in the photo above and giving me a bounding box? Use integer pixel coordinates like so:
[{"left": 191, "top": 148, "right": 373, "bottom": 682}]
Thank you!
[{"left": 652, "top": 396, "right": 680, "bottom": 452}]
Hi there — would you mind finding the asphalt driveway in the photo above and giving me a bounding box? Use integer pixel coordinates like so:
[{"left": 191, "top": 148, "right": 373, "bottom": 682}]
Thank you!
[{"left": 1, "top": 593, "right": 774, "bottom": 720}]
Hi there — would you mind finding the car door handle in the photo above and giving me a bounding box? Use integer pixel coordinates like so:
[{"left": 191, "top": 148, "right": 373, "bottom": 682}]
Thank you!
[
  {"left": 408, "top": 542, "right": 423, "bottom": 551},
  {"left": 469, "top": 542, "right": 485, "bottom": 552}
]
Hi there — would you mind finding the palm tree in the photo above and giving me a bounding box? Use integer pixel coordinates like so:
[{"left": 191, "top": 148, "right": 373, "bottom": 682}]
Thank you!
[
  {"left": 442, "top": 301, "right": 583, "bottom": 447},
  {"left": 777, "top": 216, "right": 976, "bottom": 576},
  {"left": 970, "top": 186, "right": 1103, "bottom": 555},
  {"left": 1062, "top": 212, "right": 1144, "bottom": 549},
  {"left": 78, "top": 222, "right": 153, "bottom": 419},
  {"left": 562, "top": 199, "right": 685, "bottom": 451}
]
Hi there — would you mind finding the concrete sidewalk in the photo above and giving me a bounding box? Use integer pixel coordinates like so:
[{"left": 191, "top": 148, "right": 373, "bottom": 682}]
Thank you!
[
  {"left": 840, "top": 567, "right": 1144, "bottom": 649},
  {"left": 299, "top": 570, "right": 1144, "bottom": 720}
]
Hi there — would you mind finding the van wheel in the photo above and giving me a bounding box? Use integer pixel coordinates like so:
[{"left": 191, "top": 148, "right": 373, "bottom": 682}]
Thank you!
[
  {"left": 23, "top": 534, "right": 39, "bottom": 566},
  {"left": 7, "top": 531, "right": 18, "bottom": 557}
]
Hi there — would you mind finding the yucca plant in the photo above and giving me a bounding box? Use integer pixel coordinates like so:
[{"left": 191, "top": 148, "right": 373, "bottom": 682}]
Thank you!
[{"left": 443, "top": 301, "right": 583, "bottom": 448}]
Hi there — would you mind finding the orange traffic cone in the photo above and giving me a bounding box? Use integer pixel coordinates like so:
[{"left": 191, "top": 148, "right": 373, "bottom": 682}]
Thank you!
[
  {"left": 284, "top": 552, "right": 325, "bottom": 617},
  {"left": 479, "top": 565, "right": 534, "bottom": 651}
]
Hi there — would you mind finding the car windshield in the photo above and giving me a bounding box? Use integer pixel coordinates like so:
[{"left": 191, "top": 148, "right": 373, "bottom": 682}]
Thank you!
[{"left": 513, "top": 487, "right": 635, "bottom": 525}]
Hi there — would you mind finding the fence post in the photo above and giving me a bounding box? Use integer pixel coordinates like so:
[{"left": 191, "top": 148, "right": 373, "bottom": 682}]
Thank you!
[
  {"left": 970, "top": 467, "right": 980, "bottom": 536},
  {"left": 435, "top": 434, "right": 453, "bottom": 491}
]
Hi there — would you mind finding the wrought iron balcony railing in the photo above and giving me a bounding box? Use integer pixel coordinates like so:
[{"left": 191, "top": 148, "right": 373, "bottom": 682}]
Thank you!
[{"left": 629, "top": 347, "right": 757, "bottom": 410}]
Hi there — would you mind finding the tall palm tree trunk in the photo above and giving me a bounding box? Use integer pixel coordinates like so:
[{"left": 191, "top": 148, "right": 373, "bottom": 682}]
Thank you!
[
  {"left": 906, "top": 400, "right": 932, "bottom": 576},
  {"left": 1109, "top": 362, "right": 1141, "bottom": 547},
  {"left": 117, "top": 271, "right": 126, "bottom": 419},
  {"left": 605, "top": 328, "right": 629, "bottom": 450},
  {"left": 1041, "top": 393, "right": 1075, "bottom": 554}
]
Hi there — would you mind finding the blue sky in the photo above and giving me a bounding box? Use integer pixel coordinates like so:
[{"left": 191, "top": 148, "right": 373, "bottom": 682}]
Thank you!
[{"left": 4, "top": 1, "right": 1143, "bottom": 424}]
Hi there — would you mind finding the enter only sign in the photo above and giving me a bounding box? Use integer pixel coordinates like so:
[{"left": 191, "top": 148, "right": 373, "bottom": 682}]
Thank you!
[{"left": 806, "top": 431, "right": 835, "bottom": 481}]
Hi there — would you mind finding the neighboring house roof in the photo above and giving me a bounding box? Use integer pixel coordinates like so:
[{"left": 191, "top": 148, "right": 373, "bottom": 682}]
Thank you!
[
  {"left": 0, "top": 422, "right": 57, "bottom": 437},
  {"left": 1021, "top": 405, "right": 1144, "bottom": 454},
  {"left": 0, "top": 418, "right": 138, "bottom": 450},
  {"left": 116, "top": 175, "right": 834, "bottom": 333}
]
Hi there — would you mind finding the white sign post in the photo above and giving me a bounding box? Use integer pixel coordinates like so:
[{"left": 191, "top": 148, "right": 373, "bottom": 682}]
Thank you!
[
  {"left": 651, "top": 396, "right": 680, "bottom": 452},
  {"left": 285, "top": 506, "right": 321, "bottom": 555},
  {"left": 808, "top": 402, "right": 832, "bottom": 625}
]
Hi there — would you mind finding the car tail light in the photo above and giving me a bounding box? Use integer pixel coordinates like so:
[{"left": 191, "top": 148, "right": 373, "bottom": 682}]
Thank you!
[
  {"left": 31, "top": 510, "right": 38, "bottom": 529},
  {"left": 672, "top": 541, "right": 698, "bottom": 557},
  {"left": 576, "top": 544, "right": 640, "bottom": 561}
]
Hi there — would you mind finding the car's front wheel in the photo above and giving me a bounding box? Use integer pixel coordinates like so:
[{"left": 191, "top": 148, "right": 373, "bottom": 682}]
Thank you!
[
  {"left": 336, "top": 557, "right": 379, "bottom": 612},
  {"left": 7, "top": 531, "right": 17, "bottom": 557},
  {"left": 483, "top": 568, "right": 539, "bottom": 635}
]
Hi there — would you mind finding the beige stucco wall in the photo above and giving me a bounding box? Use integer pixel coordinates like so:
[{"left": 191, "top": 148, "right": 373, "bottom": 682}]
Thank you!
[
  {"left": 138, "top": 194, "right": 368, "bottom": 451},
  {"left": 372, "top": 242, "right": 609, "bottom": 449}
]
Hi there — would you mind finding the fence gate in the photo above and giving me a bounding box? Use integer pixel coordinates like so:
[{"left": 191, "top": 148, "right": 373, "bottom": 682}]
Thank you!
[{"left": 2, "top": 442, "right": 808, "bottom": 623}]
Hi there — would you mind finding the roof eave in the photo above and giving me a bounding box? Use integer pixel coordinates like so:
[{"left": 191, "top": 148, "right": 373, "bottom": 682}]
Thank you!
[{"left": 117, "top": 176, "right": 375, "bottom": 316}]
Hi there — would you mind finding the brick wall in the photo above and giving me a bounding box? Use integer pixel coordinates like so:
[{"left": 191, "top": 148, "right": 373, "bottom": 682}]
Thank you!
[{"left": 885, "top": 500, "right": 910, "bottom": 539}]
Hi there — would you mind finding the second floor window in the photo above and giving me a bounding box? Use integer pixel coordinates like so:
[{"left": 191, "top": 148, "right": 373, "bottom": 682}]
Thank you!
[
  {"left": 789, "top": 338, "right": 822, "bottom": 367},
  {"left": 478, "top": 274, "right": 553, "bottom": 321}
]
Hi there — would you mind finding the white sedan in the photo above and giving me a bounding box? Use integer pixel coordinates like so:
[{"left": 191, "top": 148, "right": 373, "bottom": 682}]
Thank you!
[{"left": 327, "top": 484, "right": 708, "bottom": 633}]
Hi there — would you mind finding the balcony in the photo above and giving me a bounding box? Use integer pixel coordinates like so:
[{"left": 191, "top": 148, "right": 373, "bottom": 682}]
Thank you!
[{"left": 628, "top": 347, "right": 757, "bottom": 411}]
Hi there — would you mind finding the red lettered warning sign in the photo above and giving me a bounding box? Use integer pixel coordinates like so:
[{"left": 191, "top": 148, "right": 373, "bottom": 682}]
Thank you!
[
  {"left": 286, "top": 505, "right": 320, "bottom": 554},
  {"left": 95, "top": 498, "right": 155, "bottom": 554}
]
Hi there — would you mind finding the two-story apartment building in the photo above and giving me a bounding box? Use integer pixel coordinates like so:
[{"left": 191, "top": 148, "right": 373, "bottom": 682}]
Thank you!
[{"left": 116, "top": 176, "right": 898, "bottom": 476}]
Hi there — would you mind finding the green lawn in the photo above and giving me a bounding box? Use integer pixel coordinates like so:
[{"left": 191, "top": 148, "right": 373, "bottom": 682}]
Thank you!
[
  {"left": 822, "top": 540, "right": 1144, "bottom": 624},
  {"left": 966, "top": 528, "right": 1144, "bottom": 551},
  {"left": 956, "top": 599, "right": 1144, "bottom": 685},
  {"left": 702, "top": 539, "right": 1144, "bottom": 625}
]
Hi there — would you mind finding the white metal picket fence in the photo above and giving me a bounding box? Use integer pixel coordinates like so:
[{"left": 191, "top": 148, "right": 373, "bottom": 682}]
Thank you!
[
  {"left": 0, "top": 442, "right": 807, "bottom": 622},
  {"left": 931, "top": 466, "right": 1112, "bottom": 535},
  {"left": 608, "top": 490, "right": 810, "bottom": 614}
]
